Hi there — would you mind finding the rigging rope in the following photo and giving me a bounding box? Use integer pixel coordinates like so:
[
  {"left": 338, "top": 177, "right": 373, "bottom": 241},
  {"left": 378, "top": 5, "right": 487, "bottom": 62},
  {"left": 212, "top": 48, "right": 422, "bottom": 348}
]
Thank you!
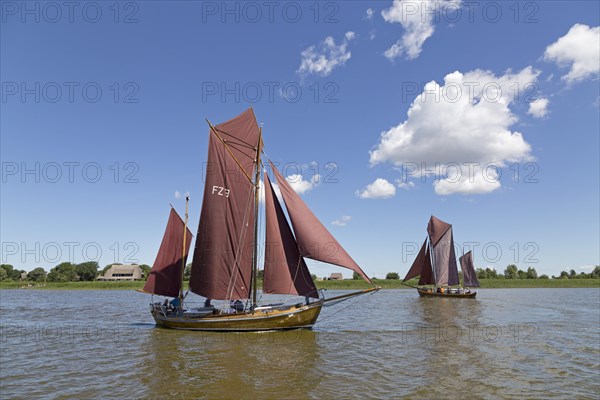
[{"left": 317, "top": 289, "right": 379, "bottom": 324}]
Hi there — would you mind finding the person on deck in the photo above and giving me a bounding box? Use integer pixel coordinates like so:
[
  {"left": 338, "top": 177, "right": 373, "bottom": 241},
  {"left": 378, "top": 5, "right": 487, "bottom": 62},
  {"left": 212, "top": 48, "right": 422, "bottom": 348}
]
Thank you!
[
  {"left": 230, "top": 299, "right": 244, "bottom": 312},
  {"left": 204, "top": 298, "right": 212, "bottom": 307},
  {"left": 170, "top": 297, "right": 181, "bottom": 311}
]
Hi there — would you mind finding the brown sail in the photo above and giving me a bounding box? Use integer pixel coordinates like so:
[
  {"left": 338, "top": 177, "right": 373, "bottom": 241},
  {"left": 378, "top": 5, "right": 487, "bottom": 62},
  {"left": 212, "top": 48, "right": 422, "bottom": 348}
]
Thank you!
[
  {"left": 270, "top": 161, "right": 372, "bottom": 284},
  {"left": 419, "top": 243, "right": 433, "bottom": 285},
  {"left": 432, "top": 227, "right": 460, "bottom": 286},
  {"left": 459, "top": 251, "right": 480, "bottom": 287},
  {"left": 403, "top": 238, "right": 434, "bottom": 285},
  {"left": 189, "top": 108, "right": 261, "bottom": 300},
  {"left": 404, "top": 238, "right": 426, "bottom": 281},
  {"left": 263, "top": 175, "right": 318, "bottom": 298},
  {"left": 427, "top": 215, "right": 452, "bottom": 247},
  {"left": 143, "top": 208, "right": 193, "bottom": 298}
]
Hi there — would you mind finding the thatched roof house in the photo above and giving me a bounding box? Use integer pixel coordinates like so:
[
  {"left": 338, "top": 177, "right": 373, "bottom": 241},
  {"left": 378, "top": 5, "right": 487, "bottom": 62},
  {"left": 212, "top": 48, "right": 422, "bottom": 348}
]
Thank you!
[
  {"left": 329, "top": 273, "right": 343, "bottom": 280},
  {"left": 98, "top": 264, "right": 143, "bottom": 281}
]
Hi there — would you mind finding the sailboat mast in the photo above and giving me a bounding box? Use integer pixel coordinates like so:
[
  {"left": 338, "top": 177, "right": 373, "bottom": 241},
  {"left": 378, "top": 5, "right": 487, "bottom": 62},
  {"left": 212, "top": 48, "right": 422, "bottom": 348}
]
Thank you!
[
  {"left": 179, "top": 196, "right": 189, "bottom": 307},
  {"left": 251, "top": 128, "right": 262, "bottom": 309}
]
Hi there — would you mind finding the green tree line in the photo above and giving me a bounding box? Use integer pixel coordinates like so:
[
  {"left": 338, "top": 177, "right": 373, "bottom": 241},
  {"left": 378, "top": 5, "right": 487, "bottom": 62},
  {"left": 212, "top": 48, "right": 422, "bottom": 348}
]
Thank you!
[
  {"left": 0, "top": 262, "right": 152, "bottom": 283},
  {"left": 2, "top": 263, "right": 599, "bottom": 283}
]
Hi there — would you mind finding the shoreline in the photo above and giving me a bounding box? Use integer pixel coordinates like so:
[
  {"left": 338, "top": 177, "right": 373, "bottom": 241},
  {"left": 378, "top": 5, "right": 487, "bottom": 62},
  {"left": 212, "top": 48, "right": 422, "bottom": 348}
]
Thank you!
[{"left": 1, "top": 279, "right": 599, "bottom": 290}]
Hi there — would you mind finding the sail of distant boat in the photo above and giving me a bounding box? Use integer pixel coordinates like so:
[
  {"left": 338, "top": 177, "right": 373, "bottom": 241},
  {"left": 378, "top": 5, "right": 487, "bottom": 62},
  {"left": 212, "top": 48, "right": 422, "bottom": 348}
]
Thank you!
[
  {"left": 142, "top": 108, "right": 379, "bottom": 330},
  {"left": 459, "top": 251, "right": 480, "bottom": 288},
  {"left": 403, "top": 215, "right": 477, "bottom": 298}
]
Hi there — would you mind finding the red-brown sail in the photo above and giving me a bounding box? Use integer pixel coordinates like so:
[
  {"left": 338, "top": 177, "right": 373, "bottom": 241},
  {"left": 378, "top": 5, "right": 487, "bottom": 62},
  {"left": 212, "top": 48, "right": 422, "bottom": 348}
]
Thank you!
[
  {"left": 427, "top": 215, "right": 452, "bottom": 247},
  {"left": 403, "top": 238, "right": 434, "bottom": 285},
  {"left": 270, "top": 161, "right": 372, "bottom": 284},
  {"left": 432, "top": 227, "right": 460, "bottom": 286},
  {"left": 189, "top": 109, "right": 261, "bottom": 300},
  {"left": 143, "top": 208, "right": 193, "bottom": 298},
  {"left": 403, "top": 238, "right": 427, "bottom": 282},
  {"left": 459, "top": 251, "right": 480, "bottom": 287},
  {"left": 419, "top": 243, "right": 433, "bottom": 285},
  {"left": 263, "top": 175, "right": 318, "bottom": 298}
]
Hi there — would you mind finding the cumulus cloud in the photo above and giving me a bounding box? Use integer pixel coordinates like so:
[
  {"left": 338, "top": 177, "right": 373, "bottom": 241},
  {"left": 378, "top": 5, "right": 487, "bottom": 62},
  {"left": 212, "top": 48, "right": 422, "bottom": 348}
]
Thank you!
[
  {"left": 366, "top": 8, "right": 374, "bottom": 20},
  {"left": 433, "top": 165, "right": 500, "bottom": 195},
  {"left": 369, "top": 67, "right": 538, "bottom": 195},
  {"left": 528, "top": 98, "right": 549, "bottom": 118},
  {"left": 286, "top": 174, "right": 320, "bottom": 194},
  {"left": 396, "top": 180, "right": 415, "bottom": 190},
  {"left": 332, "top": 215, "right": 352, "bottom": 227},
  {"left": 544, "top": 24, "right": 600, "bottom": 83},
  {"left": 356, "top": 178, "right": 396, "bottom": 199},
  {"left": 382, "top": 0, "right": 461, "bottom": 60},
  {"left": 297, "top": 32, "right": 355, "bottom": 77}
]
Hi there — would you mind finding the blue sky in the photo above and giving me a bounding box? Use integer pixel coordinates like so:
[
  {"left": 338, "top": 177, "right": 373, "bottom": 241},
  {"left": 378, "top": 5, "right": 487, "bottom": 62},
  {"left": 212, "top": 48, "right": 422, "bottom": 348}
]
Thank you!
[{"left": 1, "top": 1, "right": 599, "bottom": 278}]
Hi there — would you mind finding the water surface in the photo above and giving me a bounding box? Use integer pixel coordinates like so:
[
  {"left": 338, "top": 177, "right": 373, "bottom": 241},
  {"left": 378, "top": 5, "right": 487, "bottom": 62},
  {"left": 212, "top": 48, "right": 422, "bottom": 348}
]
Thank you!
[{"left": 1, "top": 289, "right": 598, "bottom": 399}]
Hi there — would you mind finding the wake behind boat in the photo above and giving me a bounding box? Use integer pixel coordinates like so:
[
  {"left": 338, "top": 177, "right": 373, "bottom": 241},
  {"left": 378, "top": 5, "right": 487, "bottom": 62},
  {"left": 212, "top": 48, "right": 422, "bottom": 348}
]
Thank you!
[
  {"left": 403, "top": 215, "right": 480, "bottom": 298},
  {"left": 139, "top": 108, "right": 379, "bottom": 331}
]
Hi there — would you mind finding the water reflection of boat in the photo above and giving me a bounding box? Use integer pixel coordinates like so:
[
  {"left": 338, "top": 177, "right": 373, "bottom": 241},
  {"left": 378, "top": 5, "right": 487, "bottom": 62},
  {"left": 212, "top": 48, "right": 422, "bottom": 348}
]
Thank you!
[
  {"left": 140, "top": 325, "right": 321, "bottom": 398},
  {"left": 403, "top": 216, "right": 479, "bottom": 298},
  {"left": 139, "top": 109, "right": 378, "bottom": 331}
]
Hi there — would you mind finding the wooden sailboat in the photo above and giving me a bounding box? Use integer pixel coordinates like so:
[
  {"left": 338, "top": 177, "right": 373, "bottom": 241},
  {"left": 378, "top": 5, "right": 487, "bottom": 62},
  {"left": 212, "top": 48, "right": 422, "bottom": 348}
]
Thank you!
[
  {"left": 141, "top": 108, "right": 378, "bottom": 331},
  {"left": 403, "top": 215, "right": 479, "bottom": 298}
]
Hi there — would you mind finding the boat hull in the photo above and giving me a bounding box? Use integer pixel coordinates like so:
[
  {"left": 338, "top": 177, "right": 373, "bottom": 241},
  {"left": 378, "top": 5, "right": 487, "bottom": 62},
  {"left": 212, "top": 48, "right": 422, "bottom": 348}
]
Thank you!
[
  {"left": 417, "top": 288, "right": 477, "bottom": 298},
  {"left": 151, "top": 301, "right": 323, "bottom": 331}
]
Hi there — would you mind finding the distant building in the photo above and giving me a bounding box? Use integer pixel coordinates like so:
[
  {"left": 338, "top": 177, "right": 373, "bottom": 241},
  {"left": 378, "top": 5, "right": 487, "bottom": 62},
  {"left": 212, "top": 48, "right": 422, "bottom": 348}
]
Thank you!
[
  {"left": 329, "top": 273, "right": 343, "bottom": 280},
  {"left": 98, "top": 264, "right": 143, "bottom": 281}
]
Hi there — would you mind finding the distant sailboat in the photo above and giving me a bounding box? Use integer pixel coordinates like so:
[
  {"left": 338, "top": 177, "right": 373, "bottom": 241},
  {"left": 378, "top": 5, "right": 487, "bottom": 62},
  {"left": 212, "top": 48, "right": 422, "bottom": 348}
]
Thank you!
[
  {"left": 141, "top": 108, "right": 379, "bottom": 331},
  {"left": 403, "top": 215, "right": 479, "bottom": 298}
]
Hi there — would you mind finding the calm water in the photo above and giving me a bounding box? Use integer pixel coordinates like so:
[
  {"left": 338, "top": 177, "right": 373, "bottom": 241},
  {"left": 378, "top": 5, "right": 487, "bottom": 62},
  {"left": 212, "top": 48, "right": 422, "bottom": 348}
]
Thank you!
[{"left": 1, "top": 289, "right": 599, "bottom": 399}]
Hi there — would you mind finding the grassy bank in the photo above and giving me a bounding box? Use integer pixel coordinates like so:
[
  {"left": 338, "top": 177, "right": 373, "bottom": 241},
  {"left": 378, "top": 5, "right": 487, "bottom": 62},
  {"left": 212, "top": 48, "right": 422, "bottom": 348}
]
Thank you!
[
  {"left": 2, "top": 278, "right": 599, "bottom": 290},
  {"left": 319, "top": 279, "right": 600, "bottom": 289}
]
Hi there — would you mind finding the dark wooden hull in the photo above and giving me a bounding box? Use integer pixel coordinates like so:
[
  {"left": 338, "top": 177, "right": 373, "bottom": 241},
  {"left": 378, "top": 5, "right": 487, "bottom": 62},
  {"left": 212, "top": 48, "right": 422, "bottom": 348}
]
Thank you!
[
  {"left": 151, "top": 300, "right": 323, "bottom": 331},
  {"left": 417, "top": 288, "right": 477, "bottom": 298}
]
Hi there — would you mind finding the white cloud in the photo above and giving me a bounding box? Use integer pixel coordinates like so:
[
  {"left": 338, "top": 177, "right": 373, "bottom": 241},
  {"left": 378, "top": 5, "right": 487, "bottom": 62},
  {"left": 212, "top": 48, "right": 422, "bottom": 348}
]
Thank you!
[
  {"left": 396, "top": 180, "right": 415, "bottom": 190},
  {"left": 332, "top": 215, "right": 352, "bottom": 227},
  {"left": 286, "top": 174, "right": 320, "bottom": 194},
  {"left": 297, "top": 32, "right": 355, "bottom": 77},
  {"left": 366, "top": 8, "right": 374, "bottom": 20},
  {"left": 382, "top": 0, "right": 461, "bottom": 60},
  {"left": 528, "top": 98, "right": 549, "bottom": 118},
  {"left": 356, "top": 178, "right": 396, "bottom": 199},
  {"left": 433, "top": 165, "right": 501, "bottom": 195},
  {"left": 174, "top": 191, "right": 190, "bottom": 200},
  {"left": 369, "top": 67, "right": 538, "bottom": 195},
  {"left": 544, "top": 24, "right": 600, "bottom": 83}
]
